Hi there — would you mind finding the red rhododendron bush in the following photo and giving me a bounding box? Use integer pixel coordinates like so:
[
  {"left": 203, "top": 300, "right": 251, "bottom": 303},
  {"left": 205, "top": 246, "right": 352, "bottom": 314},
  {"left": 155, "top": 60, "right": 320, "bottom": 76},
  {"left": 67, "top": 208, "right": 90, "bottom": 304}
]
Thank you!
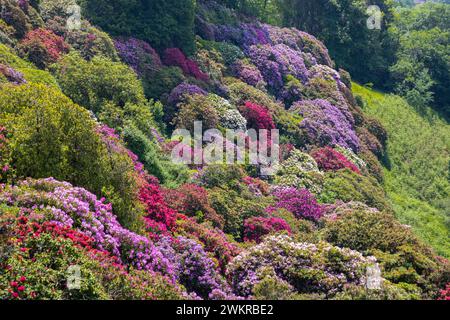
[
  {"left": 18, "top": 28, "right": 69, "bottom": 68},
  {"left": 311, "top": 147, "right": 361, "bottom": 174},
  {"left": 0, "top": 0, "right": 449, "bottom": 301}
]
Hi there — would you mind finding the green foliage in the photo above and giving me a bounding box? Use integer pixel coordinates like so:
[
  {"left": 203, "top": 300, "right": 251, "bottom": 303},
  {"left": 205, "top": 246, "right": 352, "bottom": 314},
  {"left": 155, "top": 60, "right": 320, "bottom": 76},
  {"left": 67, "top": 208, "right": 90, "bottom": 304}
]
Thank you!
[
  {"left": 52, "top": 52, "right": 147, "bottom": 114},
  {"left": 319, "top": 169, "right": 390, "bottom": 211},
  {"left": 353, "top": 82, "right": 450, "bottom": 258},
  {"left": 122, "top": 124, "right": 189, "bottom": 188},
  {"left": 0, "top": 44, "right": 58, "bottom": 86},
  {"left": 389, "top": 3, "right": 450, "bottom": 115},
  {"left": 79, "top": 0, "right": 197, "bottom": 54},
  {"left": 0, "top": 83, "right": 144, "bottom": 231},
  {"left": 276, "top": 0, "right": 395, "bottom": 87},
  {"left": 144, "top": 66, "right": 186, "bottom": 100}
]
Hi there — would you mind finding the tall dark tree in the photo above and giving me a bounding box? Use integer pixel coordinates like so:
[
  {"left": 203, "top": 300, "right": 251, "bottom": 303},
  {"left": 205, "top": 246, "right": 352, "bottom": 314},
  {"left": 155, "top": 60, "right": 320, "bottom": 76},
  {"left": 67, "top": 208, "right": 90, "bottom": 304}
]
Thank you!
[
  {"left": 79, "top": 0, "right": 196, "bottom": 54},
  {"left": 275, "top": 0, "right": 396, "bottom": 88}
]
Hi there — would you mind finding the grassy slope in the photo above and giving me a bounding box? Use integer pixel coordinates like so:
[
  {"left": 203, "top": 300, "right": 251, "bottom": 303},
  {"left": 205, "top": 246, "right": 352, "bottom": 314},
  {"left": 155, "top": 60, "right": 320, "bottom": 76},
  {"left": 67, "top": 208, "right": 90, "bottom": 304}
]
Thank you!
[{"left": 352, "top": 83, "right": 450, "bottom": 258}]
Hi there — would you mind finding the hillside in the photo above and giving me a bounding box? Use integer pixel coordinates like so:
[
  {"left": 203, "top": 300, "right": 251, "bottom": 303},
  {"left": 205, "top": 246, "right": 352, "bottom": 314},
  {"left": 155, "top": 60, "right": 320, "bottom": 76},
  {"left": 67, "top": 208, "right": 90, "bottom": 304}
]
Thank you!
[
  {"left": 0, "top": 0, "right": 448, "bottom": 301},
  {"left": 353, "top": 83, "right": 450, "bottom": 258}
]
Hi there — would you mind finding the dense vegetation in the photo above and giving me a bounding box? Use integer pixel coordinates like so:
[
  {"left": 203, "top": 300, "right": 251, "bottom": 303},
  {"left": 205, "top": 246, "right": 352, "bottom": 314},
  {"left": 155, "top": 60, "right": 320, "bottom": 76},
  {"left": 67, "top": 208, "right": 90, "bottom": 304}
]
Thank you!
[{"left": 0, "top": 0, "right": 448, "bottom": 300}]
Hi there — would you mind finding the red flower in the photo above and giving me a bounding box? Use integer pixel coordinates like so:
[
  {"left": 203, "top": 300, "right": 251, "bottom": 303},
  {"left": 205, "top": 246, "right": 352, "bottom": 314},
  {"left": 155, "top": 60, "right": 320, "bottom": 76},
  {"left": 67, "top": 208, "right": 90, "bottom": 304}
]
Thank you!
[
  {"left": 10, "top": 281, "right": 18, "bottom": 288},
  {"left": 17, "top": 286, "right": 25, "bottom": 292},
  {"left": 311, "top": 147, "right": 360, "bottom": 174},
  {"left": 239, "top": 101, "right": 275, "bottom": 130},
  {"left": 19, "top": 276, "right": 26, "bottom": 282}
]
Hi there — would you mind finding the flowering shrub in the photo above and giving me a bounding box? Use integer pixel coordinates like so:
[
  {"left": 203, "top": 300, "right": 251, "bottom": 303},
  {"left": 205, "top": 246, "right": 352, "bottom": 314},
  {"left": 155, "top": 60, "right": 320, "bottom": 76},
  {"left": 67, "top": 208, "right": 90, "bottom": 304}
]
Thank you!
[
  {"left": 194, "top": 48, "right": 225, "bottom": 82},
  {"left": 214, "top": 23, "right": 270, "bottom": 49},
  {"left": 18, "top": 28, "right": 69, "bottom": 68},
  {"left": 263, "top": 25, "right": 332, "bottom": 67},
  {"left": 438, "top": 284, "right": 450, "bottom": 300},
  {"left": 0, "top": 215, "right": 183, "bottom": 300},
  {"left": 319, "top": 169, "right": 389, "bottom": 211},
  {"left": 115, "top": 37, "right": 162, "bottom": 77},
  {"left": 227, "top": 235, "right": 377, "bottom": 297},
  {"left": 322, "top": 207, "right": 450, "bottom": 297},
  {"left": 176, "top": 217, "right": 242, "bottom": 273},
  {"left": 157, "top": 236, "right": 233, "bottom": 299},
  {"left": 290, "top": 99, "right": 360, "bottom": 151},
  {"left": 311, "top": 147, "right": 360, "bottom": 174},
  {"left": 0, "top": 64, "right": 26, "bottom": 84},
  {"left": 173, "top": 94, "right": 219, "bottom": 134},
  {"left": 165, "top": 83, "right": 207, "bottom": 124},
  {"left": 163, "top": 48, "right": 208, "bottom": 81},
  {"left": 238, "top": 101, "right": 275, "bottom": 130},
  {"left": 219, "top": 109, "right": 247, "bottom": 131},
  {"left": 163, "top": 184, "right": 224, "bottom": 228},
  {"left": 274, "top": 149, "right": 324, "bottom": 194},
  {"left": 334, "top": 146, "right": 367, "bottom": 171},
  {"left": 231, "top": 59, "right": 266, "bottom": 89},
  {"left": 139, "top": 176, "right": 178, "bottom": 233},
  {"left": 60, "top": 21, "right": 119, "bottom": 61},
  {"left": 247, "top": 44, "right": 308, "bottom": 94},
  {"left": 0, "top": 178, "right": 173, "bottom": 277},
  {"left": 243, "top": 217, "right": 291, "bottom": 243},
  {"left": 268, "top": 187, "right": 323, "bottom": 221}
]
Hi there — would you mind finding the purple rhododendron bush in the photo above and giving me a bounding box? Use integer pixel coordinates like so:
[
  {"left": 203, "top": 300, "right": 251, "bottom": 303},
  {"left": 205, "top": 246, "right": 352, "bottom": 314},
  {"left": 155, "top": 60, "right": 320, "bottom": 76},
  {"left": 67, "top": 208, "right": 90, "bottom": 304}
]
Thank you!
[{"left": 0, "top": 0, "right": 448, "bottom": 301}]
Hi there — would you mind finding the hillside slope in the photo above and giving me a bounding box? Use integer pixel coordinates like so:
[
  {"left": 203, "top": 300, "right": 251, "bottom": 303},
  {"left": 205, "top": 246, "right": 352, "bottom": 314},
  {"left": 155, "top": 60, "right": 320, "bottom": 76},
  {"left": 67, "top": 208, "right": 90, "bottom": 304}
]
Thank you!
[
  {"left": 353, "top": 83, "right": 450, "bottom": 257},
  {"left": 0, "top": 0, "right": 448, "bottom": 300}
]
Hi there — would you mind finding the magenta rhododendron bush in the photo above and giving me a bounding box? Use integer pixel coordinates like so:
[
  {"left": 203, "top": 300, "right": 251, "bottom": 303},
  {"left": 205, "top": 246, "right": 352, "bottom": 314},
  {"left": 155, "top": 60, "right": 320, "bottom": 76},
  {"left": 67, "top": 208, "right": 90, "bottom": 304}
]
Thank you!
[{"left": 0, "top": 0, "right": 448, "bottom": 302}]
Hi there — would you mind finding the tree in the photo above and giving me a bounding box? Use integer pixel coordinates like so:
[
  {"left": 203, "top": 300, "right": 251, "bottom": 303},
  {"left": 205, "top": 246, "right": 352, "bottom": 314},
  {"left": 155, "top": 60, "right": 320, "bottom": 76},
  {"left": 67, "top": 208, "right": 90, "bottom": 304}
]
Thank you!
[
  {"left": 275, "top": 0, "right": 396, "bottom": 87},
  {"left": 79, "top": 0, "right": 196, "bottom": 54}
]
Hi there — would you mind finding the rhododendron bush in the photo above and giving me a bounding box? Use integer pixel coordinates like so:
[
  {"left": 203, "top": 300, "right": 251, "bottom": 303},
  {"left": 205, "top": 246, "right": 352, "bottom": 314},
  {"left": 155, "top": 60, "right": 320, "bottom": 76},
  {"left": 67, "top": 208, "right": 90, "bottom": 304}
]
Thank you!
[
  {"left": 243, "top": 216, "right": 291, "bottom": 243},
  {"left": 18, "top": 28, "right": 69, "bottom": 68},
  {"left": 311, "top": 147, "right": 360, "bottom": 174},
  {"left": 227, "top": 235, "right": 377, "bottom": 298}
]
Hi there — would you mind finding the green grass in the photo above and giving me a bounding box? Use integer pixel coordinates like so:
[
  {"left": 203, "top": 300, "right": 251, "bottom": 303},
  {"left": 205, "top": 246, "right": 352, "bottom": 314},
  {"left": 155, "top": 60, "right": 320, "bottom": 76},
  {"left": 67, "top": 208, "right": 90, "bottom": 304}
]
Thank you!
[{"left": 353, "top": 83, "right": 450, "bottom": 258}]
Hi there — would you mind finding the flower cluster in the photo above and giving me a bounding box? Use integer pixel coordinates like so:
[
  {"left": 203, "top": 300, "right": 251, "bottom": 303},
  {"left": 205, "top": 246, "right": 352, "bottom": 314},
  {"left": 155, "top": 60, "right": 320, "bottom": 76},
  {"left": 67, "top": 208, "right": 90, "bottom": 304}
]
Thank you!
[
  {"left": 176, "top": 217, "right": 242, "bottom": 274},
  {"left": 231, "top": 59, "right": 266, "bottom": 89},
  {"left": 163, "top": 48, "right": 208, "bottom": 81},
  {"left": 238, "top": 101, "right": 275, "bottom": 130},
  {"left": 163, "top": 184, "right": 223, "bottom": 228},
  {"left": 243, "top": 217, "right": 291, "bottom": 243},
  {"left": 0, "top": 64, "right": 26, "bottom": 84},
  {"left": 263, "top": 24, "right": 332, "bottom": 67},
  {"left": 157, "top": 236, "right": 233, "bottom": 299},
  {"left": 139, "top": 177, "right": 178, "bottom": 233},
  {"left": 0, "top": 178, "right": 174, "bottom": 277},
  {"left": 18, "top": 28, "right": 69, "bottom": 68},
  {"left": 219, "top": 109, "right": 247, "bottom": 131},
  {"left": 247, "top": 44, "right": 309, "bottom": 93},
  {"left": 214, "top": 23, "right": 270, "bottom": 49},
  {"left": 274, "top": 149, "right": 324, "bottom": 194},
  {"left": 227, "top": 235, "right": 377, "bottom": 297},
  {"left": 167, "top": 82, "right": 207, "bottom": 106},
  {"left": 115, "top": 37, "right": 162, "bottom": 77},
  {"left": 290, "top": 99, "right": 360, "bottom": 151},
  {"left": 438, "top": 283, "right": 450, "bottom": 300},
  {"left": 268, "top": 187, "right": 323, "bottom": 221},
  {"left": 334, "top": 146, "right": 367, "bottom": 171},
  {"left": 311, "top": 147, "right": 361, "bottom": 174}
]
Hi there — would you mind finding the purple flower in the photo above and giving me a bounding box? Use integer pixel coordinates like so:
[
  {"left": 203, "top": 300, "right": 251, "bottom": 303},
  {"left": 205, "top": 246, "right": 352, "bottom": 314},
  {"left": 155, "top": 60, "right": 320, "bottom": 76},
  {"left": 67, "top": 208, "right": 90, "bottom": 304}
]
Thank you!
[
  {"left": 290, "top": 99, "right": 360, "bottom": 151},
  {"left": 247, "top": 44, "right": 309, "bottom": 94},
  {"left": 268, "top": 186, "right": 323, "bottom": 221},
  {"left": 114, "top": 38, "right": 162, "bottom": 77}
]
